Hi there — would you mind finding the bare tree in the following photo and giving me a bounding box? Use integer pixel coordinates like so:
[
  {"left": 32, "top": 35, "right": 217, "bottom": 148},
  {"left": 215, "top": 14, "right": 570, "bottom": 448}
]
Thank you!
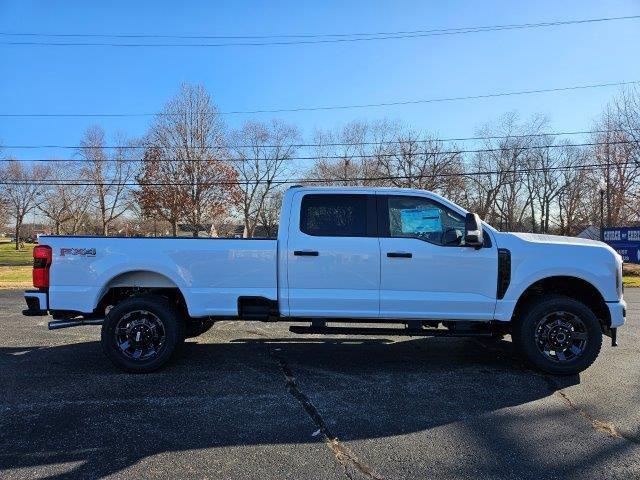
[
  {"left": 229, "top": 119, "right": 298, "bottom": 238},
  {"left": 3, "top": 160, "right": 49, "bottom": 249},
  {"left": 78, "top": 126, "right": 137, "bottom": 236},
  {"left": 592, "top": 106, "right": 640, "bottom": 226},
  {"left": 63, "top": 180, "right": 93, "bottom": 235},
  {"left": 614, "top": 88, "right": 640, "bottom": 220},
  {"left": 144, "top": 83, "right": 238, "bottom": 237},
  {"left": 555, "top": 145, "right": 595, "bottom": 235},
  {"left": 37, "top": 161, "right": 82, "bottom": 235},
  {"left": 306, "top": 121, "right": 383, "bottom": 186},
  {"left": 0, "top": 161, "right": 8, "bottom": 230},
  {"left": 38, "top": 183, "right": 74, "bottom": 235},
  {"left": 615, "top": 85, "right": 640, "bottom": 151},
  {"left": 466, "top": 113, "right": 547, "bottom": 230},
  {"left": 0, "top": 205, "right": 6, "bottom": 231},
  {"left": 523, "top": 135, "right": 562, "bottom": 233},
  {"left": 256, "top": 191, "right": 283, "bottom": 238},
  {"left": 378, "top": 129, "right": 465, "bottom": 201}
]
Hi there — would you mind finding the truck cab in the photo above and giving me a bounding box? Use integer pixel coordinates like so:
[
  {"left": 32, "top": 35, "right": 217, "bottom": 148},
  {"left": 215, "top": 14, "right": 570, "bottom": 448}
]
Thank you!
[
  {"left": 281, "top": 188, "right": 497, "bottom": 320},
  {"left": 24, "top": 186, "right": 626, "bottom": 374}
]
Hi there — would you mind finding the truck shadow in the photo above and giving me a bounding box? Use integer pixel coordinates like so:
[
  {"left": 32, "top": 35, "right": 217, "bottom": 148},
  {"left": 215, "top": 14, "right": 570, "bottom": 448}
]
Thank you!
[{"left": 0, "top": 335, "right": 579, "bottom": 479}]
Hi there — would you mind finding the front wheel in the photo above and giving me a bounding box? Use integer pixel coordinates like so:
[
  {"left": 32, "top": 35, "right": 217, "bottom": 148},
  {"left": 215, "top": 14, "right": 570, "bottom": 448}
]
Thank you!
[
  {"left": 513, "top": 295, "right": 602, "bottom": 375},
  {"left": 101, "top": 295, "right": 184, "bottom": 373}
]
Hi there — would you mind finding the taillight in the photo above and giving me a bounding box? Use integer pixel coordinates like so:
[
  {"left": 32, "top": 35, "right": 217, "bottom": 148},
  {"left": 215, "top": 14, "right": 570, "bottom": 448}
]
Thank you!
[{"left": 33, "top": 245, "right": 52, "bottom": 289}]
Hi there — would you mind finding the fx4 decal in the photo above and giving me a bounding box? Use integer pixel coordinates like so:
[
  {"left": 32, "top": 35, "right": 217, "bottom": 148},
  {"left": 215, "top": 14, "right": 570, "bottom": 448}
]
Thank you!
[{"left": 60, "top": 248, "right": 96, "bottom": 257}]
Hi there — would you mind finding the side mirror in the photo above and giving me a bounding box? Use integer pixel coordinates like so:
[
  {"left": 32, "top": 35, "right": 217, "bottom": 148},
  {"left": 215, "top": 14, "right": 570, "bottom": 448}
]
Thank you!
[
  {"left": 443, "top": 228, "right": 463, "bottom": 246},
  {"left": 464, "top": 213, "right": 484, "bottom": 248}
]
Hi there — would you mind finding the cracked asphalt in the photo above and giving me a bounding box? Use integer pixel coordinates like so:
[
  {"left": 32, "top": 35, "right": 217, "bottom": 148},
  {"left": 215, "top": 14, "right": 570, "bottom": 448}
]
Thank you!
[{"left": 1, "top": 288, "right": 639, "bottom": 479}]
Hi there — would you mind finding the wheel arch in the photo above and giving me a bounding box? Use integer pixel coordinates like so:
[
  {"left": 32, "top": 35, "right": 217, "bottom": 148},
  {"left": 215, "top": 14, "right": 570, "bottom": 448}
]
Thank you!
[
  {"left": 512, "top": 275, "right": 611, "bottom": 328},
  {"left": 96, "top": 270, "right": 190, "bottom": 317}
]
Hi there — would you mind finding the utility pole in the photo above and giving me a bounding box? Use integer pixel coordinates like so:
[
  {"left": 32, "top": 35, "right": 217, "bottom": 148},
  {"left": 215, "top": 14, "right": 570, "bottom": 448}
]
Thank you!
[
  {"left": 605, "top": 163, "right": 612, "bottom": 228},
  {"left": 599, "top": 187, "right": 605, "bottom": 241}
]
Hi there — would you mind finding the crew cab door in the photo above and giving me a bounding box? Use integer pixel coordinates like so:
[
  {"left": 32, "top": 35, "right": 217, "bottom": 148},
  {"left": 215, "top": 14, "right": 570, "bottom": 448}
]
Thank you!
[
  {"left": 286, "top": 192, "right": 380, "bottom": 318},
  {"left": 378, "top": 194, "right": 497, "bottom": 320}
]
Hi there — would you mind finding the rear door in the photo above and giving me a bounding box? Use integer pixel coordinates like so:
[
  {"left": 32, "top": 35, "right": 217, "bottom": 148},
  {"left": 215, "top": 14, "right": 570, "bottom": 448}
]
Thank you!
[
  {"left": 378, "top": 194, "right": 498, "bottom": 320},
  {"left": 286, "top": 192, "right": 380, "bottom": 318}
]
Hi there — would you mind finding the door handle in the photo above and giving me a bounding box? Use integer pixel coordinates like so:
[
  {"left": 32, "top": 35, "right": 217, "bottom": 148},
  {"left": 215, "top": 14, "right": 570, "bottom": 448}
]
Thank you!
[
  {"left": 387, "top": 252, "right": 412, "bottom": 258},
  {"left": 294, "top": 250, "right": 319, "bottom": 256}
]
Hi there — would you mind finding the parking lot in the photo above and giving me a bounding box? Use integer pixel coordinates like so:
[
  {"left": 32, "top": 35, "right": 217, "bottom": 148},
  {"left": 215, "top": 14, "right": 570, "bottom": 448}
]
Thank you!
[{"left": 0, "top": 288, "right": 638, "bottom": 479}]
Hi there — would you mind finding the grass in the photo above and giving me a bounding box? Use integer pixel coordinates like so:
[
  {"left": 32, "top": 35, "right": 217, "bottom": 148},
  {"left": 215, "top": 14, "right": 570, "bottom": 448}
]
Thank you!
[
  {"left": 623, "top": 264, "right": 640, "bottom": 287},
  {"left": 0, "top": 240, "right": 36, "bottom": 266},
  {"left": 623, "top": 263, "right": 640, "bottom": 277},
  {"left": 623, "top": 276, "right": 640, "bottom": 288},
  {"left": 0, "top": 266, "right": 32, "bottom": 288}
]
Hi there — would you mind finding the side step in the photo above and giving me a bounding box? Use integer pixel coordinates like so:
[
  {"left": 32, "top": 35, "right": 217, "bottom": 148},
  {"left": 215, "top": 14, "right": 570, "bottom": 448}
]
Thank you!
[
  {"left": 289, "top": 325, "right": 494, "bottom": 337},
  {"left": 48, "top": 319, "right": 104, "bottom": 330}
]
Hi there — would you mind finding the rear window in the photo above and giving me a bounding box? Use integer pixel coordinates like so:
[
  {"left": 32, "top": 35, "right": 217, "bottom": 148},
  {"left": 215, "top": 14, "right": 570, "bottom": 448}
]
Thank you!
[{"left": 300, "top": 194, "right": 367, "bottom": 237}]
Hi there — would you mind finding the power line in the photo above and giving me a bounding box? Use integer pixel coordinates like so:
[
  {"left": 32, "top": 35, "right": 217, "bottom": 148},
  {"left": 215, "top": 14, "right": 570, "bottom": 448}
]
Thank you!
[
  {"left": 3, "top": 15, "right": 638, "bottom": 40},
  {"left": 1, "top": 15, "right": 637, "bottom": 47},
  {"left": 1, "top": 81, "right": 636, "bottom": 118},
  {"left": 2, "top": 128, "right": 636, "bottom": 150},
  {"left": 2, "top": 160, "right": 636, "bottom": 187},
  {"left": 1, "top": 140, "right": 635, "bottom": 163}
]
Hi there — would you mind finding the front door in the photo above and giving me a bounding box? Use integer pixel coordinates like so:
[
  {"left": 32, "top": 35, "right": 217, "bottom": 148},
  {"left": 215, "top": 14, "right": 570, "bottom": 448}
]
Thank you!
[
  {"left": 378, "top": 194, "right": 498, "bottom": 321},
  {"left": 286, "top": 192, "right": 380, "bottom": 318}
]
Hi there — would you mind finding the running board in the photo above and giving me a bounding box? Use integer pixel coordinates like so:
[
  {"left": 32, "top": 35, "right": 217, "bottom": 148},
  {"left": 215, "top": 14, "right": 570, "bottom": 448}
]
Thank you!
[
  {"left": 289, "top": 325, "right": 494, "bottom": 337},
  {"left": 48, "top": 319, "right": 104, "bottom": 330}
]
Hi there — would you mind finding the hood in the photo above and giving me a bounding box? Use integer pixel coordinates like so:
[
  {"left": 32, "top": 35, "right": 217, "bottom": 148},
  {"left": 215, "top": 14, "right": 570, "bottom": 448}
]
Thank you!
[
  {"left": 509, "top": 233, "right": 605, "bottom": 247},
  {"left": 507, "top": 232, "right": 621, "bottom": 260}
]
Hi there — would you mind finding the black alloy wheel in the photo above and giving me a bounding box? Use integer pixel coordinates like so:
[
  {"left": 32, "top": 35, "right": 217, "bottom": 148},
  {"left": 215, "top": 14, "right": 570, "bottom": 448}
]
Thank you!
[
  {"left": 114, "top": 309, "right": 167, "bottom": 361},
  {"left": 513, "top": 294, "right": 602, "bottom": 375},
  {"left": 101, "top": 295, "right": 183, "bottom": 373}
]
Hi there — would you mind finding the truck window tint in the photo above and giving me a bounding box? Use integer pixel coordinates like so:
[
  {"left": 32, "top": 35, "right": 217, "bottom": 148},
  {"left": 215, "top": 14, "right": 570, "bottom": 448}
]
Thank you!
[
  {"left": 300, "top": 194, "right": 367, "bottom": 237},
  {"left": 387, "top": 196, "right": 465, "bottom": 245}
]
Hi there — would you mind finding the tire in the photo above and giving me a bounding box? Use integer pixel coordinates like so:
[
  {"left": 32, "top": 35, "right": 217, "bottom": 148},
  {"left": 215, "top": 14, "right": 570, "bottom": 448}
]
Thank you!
[
  {"left": 101, "top": 295, "right": 184, "bottom": 373},
  {"left": 512, "top": 294, "right": 602, "bottom": 375},
  {"left": 184, "top": 320, "right": 214, "bottom": 339}
]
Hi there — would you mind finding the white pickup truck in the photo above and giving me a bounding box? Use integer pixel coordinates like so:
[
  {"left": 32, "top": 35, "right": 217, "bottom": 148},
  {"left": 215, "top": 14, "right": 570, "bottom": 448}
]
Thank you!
[{"left": 23, "top": 186, "right": 626, "bottom": 374}]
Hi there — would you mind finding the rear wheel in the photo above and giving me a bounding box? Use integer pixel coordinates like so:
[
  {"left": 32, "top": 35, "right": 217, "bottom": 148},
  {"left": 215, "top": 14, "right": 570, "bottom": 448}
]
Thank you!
[
  {"left": 513, "top": 295, "right": 602, "bottom": 375},
  {"left": 101, "top": 295, "right": 184, "bottom": 373}
]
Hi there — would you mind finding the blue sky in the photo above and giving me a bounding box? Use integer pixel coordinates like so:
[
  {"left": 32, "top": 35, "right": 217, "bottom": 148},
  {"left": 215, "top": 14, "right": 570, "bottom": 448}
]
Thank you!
[{"left": 1, "top": 0, "right": 639, "bottom": 161}]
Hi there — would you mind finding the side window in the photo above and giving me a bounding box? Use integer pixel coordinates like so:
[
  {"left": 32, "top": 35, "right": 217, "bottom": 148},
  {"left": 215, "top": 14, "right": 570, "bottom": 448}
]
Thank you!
[
  {"left": 300, "top": 194, "right": 367, "bottom": 237},
  {"left": 386, "top": 196, "right": 466, "bottom": 246}
]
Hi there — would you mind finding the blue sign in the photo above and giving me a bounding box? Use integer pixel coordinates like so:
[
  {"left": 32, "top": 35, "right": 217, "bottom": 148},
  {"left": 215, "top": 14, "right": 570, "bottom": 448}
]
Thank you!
[{"left": 603, "top": 227, "right": 640, "bottom": 264}]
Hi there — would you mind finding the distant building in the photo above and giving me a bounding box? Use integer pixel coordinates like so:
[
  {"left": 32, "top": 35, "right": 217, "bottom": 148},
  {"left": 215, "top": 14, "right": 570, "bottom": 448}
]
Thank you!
[{"left": 577, "top": 225, "right": 600, "bottom": 240}]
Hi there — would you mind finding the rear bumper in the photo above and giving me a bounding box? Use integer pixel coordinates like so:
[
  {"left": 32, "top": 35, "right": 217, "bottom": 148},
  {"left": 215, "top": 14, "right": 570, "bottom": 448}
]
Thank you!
[
  {"left": 607, "top": 299, "right": 626, "bottom": 328},
  {"left": 23, "top": 290, "right": 48, "bottom": 316}
]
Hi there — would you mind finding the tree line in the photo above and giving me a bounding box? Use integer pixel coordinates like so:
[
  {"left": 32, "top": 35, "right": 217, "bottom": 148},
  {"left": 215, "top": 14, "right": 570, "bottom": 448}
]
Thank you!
[{"left": 1, "top": 83, "right": 639, "bottom": 248}]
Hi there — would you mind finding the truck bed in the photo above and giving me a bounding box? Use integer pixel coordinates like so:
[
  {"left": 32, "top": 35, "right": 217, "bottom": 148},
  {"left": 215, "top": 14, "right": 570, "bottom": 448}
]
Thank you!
[{"left": 41, "top": 236, "right": 278, "bottom": 317}]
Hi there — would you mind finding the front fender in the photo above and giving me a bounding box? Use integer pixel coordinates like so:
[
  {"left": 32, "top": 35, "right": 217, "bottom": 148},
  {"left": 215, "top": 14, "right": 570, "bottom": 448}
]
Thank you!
[
  {"left": 494, "top": 266, "right": 613, "bottom": 322},
  {"left": 506, "top": 267, "right": 610, "bottom": 304}
]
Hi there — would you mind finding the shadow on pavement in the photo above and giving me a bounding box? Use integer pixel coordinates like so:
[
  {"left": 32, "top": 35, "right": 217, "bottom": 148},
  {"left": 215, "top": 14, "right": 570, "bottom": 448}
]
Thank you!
[{"left": 0, "top": 335, "right": 579, "bottom": 478}]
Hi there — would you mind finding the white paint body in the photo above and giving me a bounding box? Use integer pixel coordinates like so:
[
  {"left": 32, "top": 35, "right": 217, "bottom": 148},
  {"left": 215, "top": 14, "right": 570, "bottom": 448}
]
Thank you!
[{"left": 35, "top": 187, "right": 626, "bottom": 328}]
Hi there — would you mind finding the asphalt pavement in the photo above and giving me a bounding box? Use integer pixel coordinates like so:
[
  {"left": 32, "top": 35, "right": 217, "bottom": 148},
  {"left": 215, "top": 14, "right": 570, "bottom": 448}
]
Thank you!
[{"left": 1, "top": 288, "right": 639, "bottom": 479}]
